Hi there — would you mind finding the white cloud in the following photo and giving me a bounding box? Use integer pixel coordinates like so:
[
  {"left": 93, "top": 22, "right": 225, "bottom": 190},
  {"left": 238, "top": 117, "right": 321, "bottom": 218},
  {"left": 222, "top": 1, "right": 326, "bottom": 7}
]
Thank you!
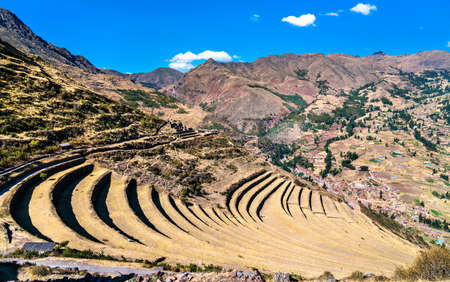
[
  {"left": 447, "top": 41, "right": 450, "bottom": 48},
  {"left": 232, "top": 54, "right": 240, "bottom": 59},
  {"left": 250, "top": 14, "right": 260, "bottom": 22},
  {"left": 350, "top": 3, "right": 377, "bottom": 15},
  {"left": 169, "top": 50, "right": 234, "bottom": 71},
  {"left": 282, "top": 13, "right": 316, "bottom": 27},
  {"left": 168, "top": 62, "right": 195, "bottom": 71}
]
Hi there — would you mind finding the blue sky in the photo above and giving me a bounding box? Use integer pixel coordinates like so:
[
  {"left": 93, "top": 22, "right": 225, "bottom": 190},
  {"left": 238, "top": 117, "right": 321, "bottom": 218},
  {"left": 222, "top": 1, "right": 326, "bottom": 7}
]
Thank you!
[{"left": 3, "top": 0, "right": 450, "bottom": 73}]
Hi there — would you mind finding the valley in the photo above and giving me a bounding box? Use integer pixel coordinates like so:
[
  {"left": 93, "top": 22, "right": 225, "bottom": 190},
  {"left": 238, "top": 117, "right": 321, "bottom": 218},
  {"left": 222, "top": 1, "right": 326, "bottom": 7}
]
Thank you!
[{"left": 0, "top": 6, "right": 448, "bottom": 281}]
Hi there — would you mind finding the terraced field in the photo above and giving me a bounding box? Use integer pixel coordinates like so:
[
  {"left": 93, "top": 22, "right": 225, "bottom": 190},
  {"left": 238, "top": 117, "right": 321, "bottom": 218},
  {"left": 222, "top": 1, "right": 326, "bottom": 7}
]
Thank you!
[{"left": 0, "top": 157, "right": 419, "bottom": 277}]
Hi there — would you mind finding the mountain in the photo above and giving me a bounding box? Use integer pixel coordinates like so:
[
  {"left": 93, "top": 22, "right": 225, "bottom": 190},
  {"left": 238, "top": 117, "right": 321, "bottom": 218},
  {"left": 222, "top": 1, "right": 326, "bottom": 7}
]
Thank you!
[
  {"left": 128, "top": 67, "right": 183, "bottom": 89},
  {"left": 0, "top": 8, "right": 98, "bottom": 73},
  {"left": 0, "top": 8, "right": 187, "bottom": 117},
  {"left": 0, "top": 38, "right": 164, "bottom": 168},
  {"left": 103, "top": 67, "right": 183, "bottom": 89},
  {"left": 166, "top": 51, "right": 450, "bottom": 133},
  {"left": 165, "top": 50, "right": 450, "bottom": 242},
  {"left": 0, "top": 38, "right": 425, "bottom": 279}
]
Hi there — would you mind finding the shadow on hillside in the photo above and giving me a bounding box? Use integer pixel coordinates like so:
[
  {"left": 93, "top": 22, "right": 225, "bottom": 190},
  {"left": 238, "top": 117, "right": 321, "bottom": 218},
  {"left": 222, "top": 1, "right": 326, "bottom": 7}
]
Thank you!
[
  {"left": 52, "top": 165, "right": 102, "bottom": 243},
  {"left": 125, "top": 180, "right": 169, "bottom": 238},
  {"left": 91, "top": 174, "right": 141, "bottom": 243}
]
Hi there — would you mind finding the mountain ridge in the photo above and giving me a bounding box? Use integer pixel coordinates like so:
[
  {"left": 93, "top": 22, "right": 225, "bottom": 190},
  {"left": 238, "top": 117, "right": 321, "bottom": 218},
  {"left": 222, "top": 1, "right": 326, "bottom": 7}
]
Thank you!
[
  {"left": 166, "top": 50, "right": 450, "bottom": 133},
  {"left": 0, "top": 8, "right": 98, "bottom": 73},
  {"left": 103, "top": 67, "right": 183, "bottom": 89}
]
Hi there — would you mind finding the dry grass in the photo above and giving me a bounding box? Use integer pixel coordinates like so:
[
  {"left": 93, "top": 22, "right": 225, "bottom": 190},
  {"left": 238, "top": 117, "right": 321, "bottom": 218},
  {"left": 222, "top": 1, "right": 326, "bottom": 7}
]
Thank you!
[{"left": 394, "top": 247, "right": 449, "bottom": 281}]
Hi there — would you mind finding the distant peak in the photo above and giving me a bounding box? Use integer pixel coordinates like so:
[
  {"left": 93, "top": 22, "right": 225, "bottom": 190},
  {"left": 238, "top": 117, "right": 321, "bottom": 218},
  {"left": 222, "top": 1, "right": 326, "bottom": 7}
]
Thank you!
[
  {"left": 372, "top": 51, "right": 386, "bottom": 56},
  {"left": 0, "top": 8, "right": 22, "bottom": 25},
  {"left": 0, "top": 8, "right": 13, "bottom": 14}
]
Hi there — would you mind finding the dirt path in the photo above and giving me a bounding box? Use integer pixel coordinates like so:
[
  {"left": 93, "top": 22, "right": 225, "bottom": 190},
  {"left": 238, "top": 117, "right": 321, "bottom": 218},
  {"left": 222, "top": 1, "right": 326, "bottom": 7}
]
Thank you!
[{"left": 0, "top": 257, "right": 161, "bottom": 275}]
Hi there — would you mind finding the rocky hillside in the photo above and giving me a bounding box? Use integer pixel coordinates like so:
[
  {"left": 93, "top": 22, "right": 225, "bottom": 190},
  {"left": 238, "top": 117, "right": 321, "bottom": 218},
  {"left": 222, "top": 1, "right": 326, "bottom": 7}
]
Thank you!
[
  {"left": 0, "top": 9, "right": 204, "bottom": 140},
  {"left": 0, "top": 8, "right": 98, "bottom": 73},
  {"left": 0, "top": 38, "right": 164, "bottom": 168},
  {"left": 166, "top": 51, "right": 450, "bottom": 134},
  {"left": 0, "top": 8, "right": 174, "bottom": 109}
]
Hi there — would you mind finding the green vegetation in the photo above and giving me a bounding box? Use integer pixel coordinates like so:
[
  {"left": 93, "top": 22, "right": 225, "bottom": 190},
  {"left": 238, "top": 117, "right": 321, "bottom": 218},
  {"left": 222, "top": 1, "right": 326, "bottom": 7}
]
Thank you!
[
  {"left": 257, "top": 138, "right": 312, "bottom": 172},
  {"left": 308, "top": 112, "right": 334, "bottom": 125},
  {"left": 419, "top": 214, "right": 449, "bottom": 232},
  {"left": 432, "top": 190, "right": 450, "bottom": 200},
  {"left": 59, "top": 247, "right": 115, "bottom": 260},
  {"left": 5, "top": 248, "right": 50, "bottom": 259},
  {"left": 176, "top": 108, "right": 188, "bottom": 114},
  {"left": 341, "top": 151, "right": 358, "bottom": 170},
  {"left": 248, "top": 84, "right": 307, "bottom": 111},
  {"left": 0, "top": 39, "right": 165, "bottom": 168},
  {"left": 117, "top": 89, "right": 178, "bottom": 109},
  {"left": 348, "top": 271, "right": 364, "bottom": 280},
  {"left": 318, "top": 271, "right": 335, "bottom": 281},
  {"left": 205, "top": 122, "right": 226, "bottom": 131},
  {"left": 394, "top": 247, "right": 449, "bottom": 281},
  {"left": 316, "top": 79, "right": 330, "bottom": 95},
  {"left": 199, "top": 102, "right": 216, "bottom": 112},
  {"left": 430, "top": 209, "right": 440, "bottom": 216},
  {"left": 30, "top": 265, "right": 50, "bottom": 276},
  {"left": 39, "top": 172, "right": 48, "bottom": 180},
  {"left": 0, "top": 143, "right": 59, "bottom": 168},
  {"left": 146, "top": 261, "right": 222, "bottom": 273},
  {"left": 413, "top": 198, "right": 425, "bottom": 207},
  {"left": 286, "top": 154, "right": 314, "bottom": 170},
  {"left": 0, "top": 117, "right": 49, "bottom": 135},
  {"left": 294, "top": 69, "right": 308, "bottom": 80},
  {"left": 387, "top": 84, "right": 411, "bottom": 99},
  {"left": 4, "top": 243, "right": 114, "bottom": 262},
  {"left": 320, "top": 135, "right": 349, "bottom": 178},
  {"left": 414, "top": 130, "right": 437, "bottom": 151},
  {"left": 359, "top": 204, "right": 428, "bottom": 248},
  {"left": 333, "top": 86, "right": 369, "bottom": 121},
  {"left": 381, "top": 96, "right": 393, "bottom": 106}
]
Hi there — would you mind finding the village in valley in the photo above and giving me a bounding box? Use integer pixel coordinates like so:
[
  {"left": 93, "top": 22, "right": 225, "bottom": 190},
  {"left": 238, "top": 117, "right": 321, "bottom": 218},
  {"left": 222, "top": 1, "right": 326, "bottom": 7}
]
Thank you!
[
  {"left": 244, "top": 70, "right": 450, "bottom": 248},
  {"left": 282, "top": 120, "right": 449, "bottom": 247}
]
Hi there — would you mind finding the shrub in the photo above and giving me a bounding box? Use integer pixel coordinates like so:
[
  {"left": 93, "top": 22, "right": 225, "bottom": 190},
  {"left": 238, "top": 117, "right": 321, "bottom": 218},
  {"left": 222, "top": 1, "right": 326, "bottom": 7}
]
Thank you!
[
  {"left": 318, "top": 271, "right": 335, "bottom": 281},
  {"left": 381, "top": 96, "right": 393, "bottom": 106},
  {"left": 394, "top": 247, "right": 449, "bottom": 281},
  {"left": 31, "top": 265, "right": 50, "bottom": 276},
  {"left": 348, "top": 271, "right": 364, "bottom": 280},
  {"left": 177, "top": 108, "right": 188, "bottom": 114},
  {"left": 295, "top": 69, "right": 308, "bottom": 80},
  {"left": 39, "top": 172, "right": 48, "bottom": 180}
]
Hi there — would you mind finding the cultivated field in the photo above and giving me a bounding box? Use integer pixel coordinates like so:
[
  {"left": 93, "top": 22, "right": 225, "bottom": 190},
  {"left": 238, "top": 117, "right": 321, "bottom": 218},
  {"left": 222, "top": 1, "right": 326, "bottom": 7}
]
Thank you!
[{"left": 0, "top": 151, "right": 420, "bottom": 278}]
